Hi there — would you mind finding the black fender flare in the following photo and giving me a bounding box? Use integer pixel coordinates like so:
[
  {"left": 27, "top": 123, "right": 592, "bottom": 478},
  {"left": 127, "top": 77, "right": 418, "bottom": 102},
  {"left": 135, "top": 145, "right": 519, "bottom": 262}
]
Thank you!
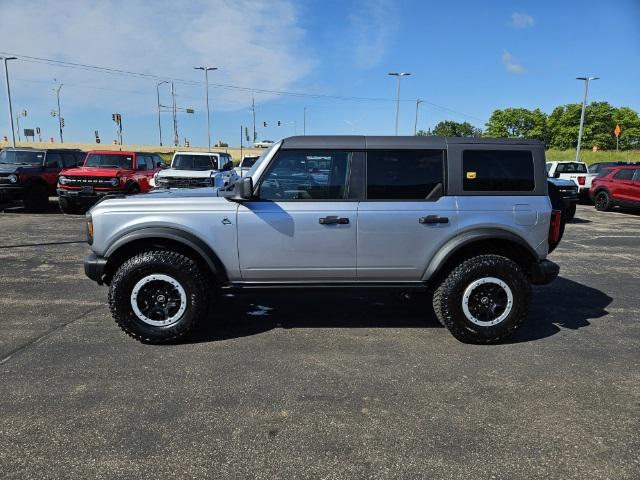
[
  {"left": 104, "top": 227, "right": 228, "bottom": 282},
  {"left": 422, "top": 228, "right": 539, "bottom": 281}
]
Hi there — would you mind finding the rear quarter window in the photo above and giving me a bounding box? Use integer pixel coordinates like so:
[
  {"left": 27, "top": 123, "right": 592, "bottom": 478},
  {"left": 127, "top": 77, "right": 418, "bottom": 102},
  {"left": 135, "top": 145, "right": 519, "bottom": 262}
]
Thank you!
[{"left": 463, "top": 150, "right": 535, "bottom": 192}]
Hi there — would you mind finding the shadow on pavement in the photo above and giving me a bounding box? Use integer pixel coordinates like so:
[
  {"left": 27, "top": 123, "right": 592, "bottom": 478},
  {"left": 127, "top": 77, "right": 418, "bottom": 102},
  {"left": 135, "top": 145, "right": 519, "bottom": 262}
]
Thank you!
[
  {"left": 0, "top": 198, "right": 60, "bottom": 214},
  {"left": 506, "top": 276, "right": 612, "bottom": 344},
  {"left": 190, "top": 276, "right": 611, "bottom": 345}
]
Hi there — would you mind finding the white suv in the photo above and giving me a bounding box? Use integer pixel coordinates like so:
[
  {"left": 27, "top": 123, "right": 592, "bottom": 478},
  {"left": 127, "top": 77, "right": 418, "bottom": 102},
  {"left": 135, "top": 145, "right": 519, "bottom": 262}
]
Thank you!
[{"left": 153, "top": 151, "right": 238, "bottom": 189}]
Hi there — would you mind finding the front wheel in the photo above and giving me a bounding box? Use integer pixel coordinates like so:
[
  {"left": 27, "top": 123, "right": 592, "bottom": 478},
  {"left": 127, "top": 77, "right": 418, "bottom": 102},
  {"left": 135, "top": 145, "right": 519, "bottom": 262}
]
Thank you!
[
  {"left": 108, "top": 250, "right": 212, "bottom": 343},
  {"left": 432, "top": 255, "right": 531, "bottom": 344},
  {"left": 565, "top": 203, "right": 576, "bottom": 221},
  {"left": 23, "top": 184, "right": 49, "bottom": 212},
  {"left": 59, "top": 196, "right": 86, "bottom": 215}
]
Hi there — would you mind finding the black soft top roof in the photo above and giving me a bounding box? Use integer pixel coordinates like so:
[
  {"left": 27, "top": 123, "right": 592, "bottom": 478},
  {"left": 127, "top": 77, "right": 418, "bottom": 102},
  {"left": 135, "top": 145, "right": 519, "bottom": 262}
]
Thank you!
[{"left": 280, "top": 135, "right": 543, "bottom": 150}]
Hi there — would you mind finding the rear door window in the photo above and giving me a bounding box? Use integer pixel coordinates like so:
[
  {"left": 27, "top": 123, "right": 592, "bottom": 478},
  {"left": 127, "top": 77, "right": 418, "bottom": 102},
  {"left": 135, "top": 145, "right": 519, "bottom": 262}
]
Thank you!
[
  {"left": 366, "top": 150, "right": 444, "bottom": 200},
  {"left": 613, "top": 169, "right": 634, "bottom": 181},
  {"left": 463, "top": 150, "right": 534, "bottom": 192}
]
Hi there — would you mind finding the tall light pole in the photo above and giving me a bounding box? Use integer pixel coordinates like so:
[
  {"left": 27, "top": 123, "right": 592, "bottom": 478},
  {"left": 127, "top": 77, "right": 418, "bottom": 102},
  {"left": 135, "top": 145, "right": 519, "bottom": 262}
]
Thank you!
[
  {"left": 575, "top": 76, "right": 599, "bottom": 161},
  {"left": 156, "top": 80, "right": 169, "bottom": 146},
  {"left": 54, "top": 83, "right": 64, "bottom": 143},
  {"left": 388, "top": 72, "right": 410, "bottom": 135},
  {"left": 194, "top": 66, "right": 218, "bottom": 152},
  {"left": 414, "top": 99, "right": 423, "bottom": 135},
  {"left": 1, "top": 56, "right": 17, "bottom": 147}
]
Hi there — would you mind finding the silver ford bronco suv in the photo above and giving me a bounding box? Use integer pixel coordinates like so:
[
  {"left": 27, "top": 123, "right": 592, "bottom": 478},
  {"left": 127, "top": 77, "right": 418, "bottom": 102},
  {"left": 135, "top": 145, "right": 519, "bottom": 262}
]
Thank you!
[{"left": 84, "top": 136, "right": 562, "bottom": 344}]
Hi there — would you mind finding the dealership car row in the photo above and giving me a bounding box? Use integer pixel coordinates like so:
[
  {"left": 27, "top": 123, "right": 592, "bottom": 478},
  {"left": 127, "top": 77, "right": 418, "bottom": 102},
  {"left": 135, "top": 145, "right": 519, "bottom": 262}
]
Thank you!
[{"left": 0, "top": 146, "right": 639, "bottom": 216}]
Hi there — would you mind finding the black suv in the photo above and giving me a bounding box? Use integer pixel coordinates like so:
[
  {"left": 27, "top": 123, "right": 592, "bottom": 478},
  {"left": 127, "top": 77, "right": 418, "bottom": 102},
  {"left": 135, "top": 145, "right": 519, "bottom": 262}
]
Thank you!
[{"left": 0, "top": 147, "right": 84, "bottom": 211}]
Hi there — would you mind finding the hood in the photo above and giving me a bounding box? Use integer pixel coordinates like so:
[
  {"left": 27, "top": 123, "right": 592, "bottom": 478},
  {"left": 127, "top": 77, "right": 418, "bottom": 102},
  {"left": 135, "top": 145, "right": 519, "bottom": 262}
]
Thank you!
[
  {"left": 142, "top": 186, "right": 223, "bottom": 199},
  {"left": 156, "top": 168, "right": 217, "bottom": 179},
  {"left": 0, "top": 164, "right": 42, "bottom": 175},
  {"left": 61, "top": 166, "right": 127, "bottom": 177}
]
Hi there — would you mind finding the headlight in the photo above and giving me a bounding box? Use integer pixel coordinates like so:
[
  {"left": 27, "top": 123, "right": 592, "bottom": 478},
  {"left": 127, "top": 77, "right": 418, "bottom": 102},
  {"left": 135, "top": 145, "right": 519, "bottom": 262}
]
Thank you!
[
  {"left": 8, "top": 174, "right": 18, "bottom": 183},
  {"left": 110, "top": 177, "right": 119, "bottom": 187}
]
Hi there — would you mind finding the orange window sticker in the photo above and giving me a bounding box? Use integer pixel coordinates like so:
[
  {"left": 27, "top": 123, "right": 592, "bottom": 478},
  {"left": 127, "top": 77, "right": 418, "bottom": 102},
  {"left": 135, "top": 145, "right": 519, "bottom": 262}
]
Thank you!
[{"left": 466, "top": 171, "right": 477, "bottom": 179}]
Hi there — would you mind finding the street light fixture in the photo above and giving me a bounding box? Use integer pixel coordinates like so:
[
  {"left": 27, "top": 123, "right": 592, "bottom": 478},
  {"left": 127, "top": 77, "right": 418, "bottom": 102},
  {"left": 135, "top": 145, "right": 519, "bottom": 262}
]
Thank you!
[
  {"left": 194, "top": 66, "right": 218, "bottom": 152},
  {"left": 575, "top": 76, "right": 599, "bottom": 161},
  {"left": 1, "top": 56, "right": 17, "bottom": 147},
  {"left": 388, "top": 72, "right": 411, "bottom": 135}
]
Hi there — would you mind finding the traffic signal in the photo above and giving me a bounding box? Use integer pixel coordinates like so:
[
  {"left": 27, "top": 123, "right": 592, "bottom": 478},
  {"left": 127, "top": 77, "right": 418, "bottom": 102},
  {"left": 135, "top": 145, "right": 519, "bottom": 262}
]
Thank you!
[
  {"left": 112, "top": 113, "right": 116, "bottom": 122},
  {"left": 263, "top": 121, "right": 267, "bottom": 127},
  {"left": 60, "top": 118, "right": 65, "bottom": 128},
  {"left": 277, "top": 121, "right": 281, "bottom": 127}
]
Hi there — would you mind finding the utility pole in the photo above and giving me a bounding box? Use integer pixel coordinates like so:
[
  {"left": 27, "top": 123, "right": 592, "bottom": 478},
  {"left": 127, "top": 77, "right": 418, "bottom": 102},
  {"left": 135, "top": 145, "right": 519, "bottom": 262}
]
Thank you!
[
  {"left": 388, "top": 72, "right": 411, "bottom": 135},
  {"left": 1, "top": 56, "right": 17, "bottom": 147},
  {"left": 16, "top": 110, "right": 26, "bottom": 142},
  {"left": 194, "top": 66, "right": 218, "bottom": 152},
  {"left": 575, "top": 76, "right": 599, "bottom": 161},
  {"left": 251, "top": 95, "right": 256, "bottom": 145},
  {"left": 156, "top": 80, "right": 168, "bottom": 146},
  {"left": 55, "top": 83, "right": 64, "bottom": 143},
  {"left": 303, "top": 107, "right": 307, "bottom": 135},
  {"left": 171, "top": 82, "right": 178, "bottom": 147},
  {"left": 414, "top": 99, "right": 423, "bottom": 135}
]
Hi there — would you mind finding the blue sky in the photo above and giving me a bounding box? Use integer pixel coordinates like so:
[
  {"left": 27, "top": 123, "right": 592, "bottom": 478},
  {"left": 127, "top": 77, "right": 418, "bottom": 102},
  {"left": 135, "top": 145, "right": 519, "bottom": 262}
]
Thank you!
[{"left": 0, "top": 0, "right": 638, "bottom": 147}]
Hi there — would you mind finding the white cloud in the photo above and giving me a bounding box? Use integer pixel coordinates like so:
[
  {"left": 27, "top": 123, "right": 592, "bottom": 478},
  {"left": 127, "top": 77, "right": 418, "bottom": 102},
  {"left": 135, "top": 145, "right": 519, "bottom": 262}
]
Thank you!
[
  {"left": 0, "top": 0, "right": 316, "bottom": 112},
  {"left": 510, "top": 12, "right": 535, "bottom": 29},
  {"left": 349, "top": 0, "right": 398, "bottom": 69},
  {"left": 501, "top": 50, "right": 526, "bottom": 74}
]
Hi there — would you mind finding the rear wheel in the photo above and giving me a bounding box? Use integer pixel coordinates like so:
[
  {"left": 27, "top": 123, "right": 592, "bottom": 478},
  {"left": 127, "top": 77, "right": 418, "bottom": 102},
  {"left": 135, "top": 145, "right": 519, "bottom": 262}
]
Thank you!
[
  {"left": 108, "top": 250, "right": 212, "bottom": 343},
  {"left": 23, "top": 184, "right": 49, "bottom": 212},
  {"left": 432, "top": 255, "right": 531, "bottom": 344},
  {"left": 594, "top": 190, "right": 611, "bottom": 211}
]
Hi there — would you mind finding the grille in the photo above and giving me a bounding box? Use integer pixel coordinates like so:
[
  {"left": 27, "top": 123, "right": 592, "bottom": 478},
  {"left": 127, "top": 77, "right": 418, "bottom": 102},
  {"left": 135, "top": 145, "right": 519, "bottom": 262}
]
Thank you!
[
  {"left": 64, "top": 177, "right": 115, "bottom": 187},
  {"left": 158, "top": 177, "right": 212, "bottom": 188}
]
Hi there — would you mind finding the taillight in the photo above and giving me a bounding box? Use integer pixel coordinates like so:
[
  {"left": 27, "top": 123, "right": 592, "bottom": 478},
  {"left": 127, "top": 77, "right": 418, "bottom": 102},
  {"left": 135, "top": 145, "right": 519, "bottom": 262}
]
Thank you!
[
  {"left": 549, "top": 209, "right": 562, "bottom": 245},
  {"left": 577, "top": 176, "right": 586, "bottom": 185}
]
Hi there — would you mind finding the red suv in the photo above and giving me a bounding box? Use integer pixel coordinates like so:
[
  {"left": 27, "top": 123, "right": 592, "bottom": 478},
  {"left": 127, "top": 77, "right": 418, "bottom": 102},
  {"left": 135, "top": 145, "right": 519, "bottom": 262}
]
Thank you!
[
  {"left": 590, "top": 165, "right": 640, "bottom": 211},
  {"left": 57, "top": 150, "right": 164, "bottom": 214}
]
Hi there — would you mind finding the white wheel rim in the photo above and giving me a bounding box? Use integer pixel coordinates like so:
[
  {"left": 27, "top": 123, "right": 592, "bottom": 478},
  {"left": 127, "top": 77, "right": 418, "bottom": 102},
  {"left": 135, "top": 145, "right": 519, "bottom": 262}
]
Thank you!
[
  {"left": 462, "top": 277, "right": 514, "bottom": 327},
  {"left": 130, "top": 274, "right": 187, "bottom": 327}
]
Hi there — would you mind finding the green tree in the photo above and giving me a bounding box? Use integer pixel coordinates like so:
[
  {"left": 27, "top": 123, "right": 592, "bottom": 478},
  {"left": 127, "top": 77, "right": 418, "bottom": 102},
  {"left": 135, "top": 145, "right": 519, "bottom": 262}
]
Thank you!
[
  {"left": 547, "top": 102, "right": 640, "bottom": 151},
  {"left": 484, "top": 108, "right": 548, "bottom": 142},
  {"left": 423, "top": 120, "right": 482, "bottom": 137}
]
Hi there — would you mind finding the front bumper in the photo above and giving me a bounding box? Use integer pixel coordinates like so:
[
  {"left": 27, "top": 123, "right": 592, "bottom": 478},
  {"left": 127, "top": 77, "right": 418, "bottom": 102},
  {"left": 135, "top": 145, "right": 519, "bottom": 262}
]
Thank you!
[
  {"left": 58, "top": 188, "right": 120, "bottom": 203},
  {"left": 530, "top": 259, "right": 560, "bottom": 285},
  {"left": 0, "top": 185, "right": 26, "bottom": 201},
  {"left": 84, "top": 252, "right": 107, "bottom": 284}
]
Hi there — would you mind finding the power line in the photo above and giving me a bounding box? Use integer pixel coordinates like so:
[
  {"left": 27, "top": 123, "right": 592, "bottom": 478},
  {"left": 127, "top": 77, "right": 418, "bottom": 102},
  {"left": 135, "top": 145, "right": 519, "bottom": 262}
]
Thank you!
[{"left": 0, "top": 51, "right": 486, "bottom": 123}]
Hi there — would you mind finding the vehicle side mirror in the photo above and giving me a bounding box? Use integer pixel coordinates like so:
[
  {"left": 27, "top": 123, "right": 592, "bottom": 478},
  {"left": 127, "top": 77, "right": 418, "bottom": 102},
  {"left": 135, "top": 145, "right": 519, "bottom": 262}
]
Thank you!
[
  {"left": 232, "top": 176, "right": 253, "bottom": 200},
  {"left": 77, "top": 160, "right": 84, "bottom": 167},
  {"left": 137, "top": 164, "right": 146, "bottom": 171},
  {"left": 222, "top": 162, "right": 232, "bottom": 171},
  {"left": 553, "top": 171, "right": 560, "bottom": 178}
]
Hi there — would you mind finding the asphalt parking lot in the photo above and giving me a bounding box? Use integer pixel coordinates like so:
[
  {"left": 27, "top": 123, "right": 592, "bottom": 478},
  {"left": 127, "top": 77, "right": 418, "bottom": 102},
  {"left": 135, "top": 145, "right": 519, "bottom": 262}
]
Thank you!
[{"left": 1, "top": 200, "right": 638, "bottom": 479}]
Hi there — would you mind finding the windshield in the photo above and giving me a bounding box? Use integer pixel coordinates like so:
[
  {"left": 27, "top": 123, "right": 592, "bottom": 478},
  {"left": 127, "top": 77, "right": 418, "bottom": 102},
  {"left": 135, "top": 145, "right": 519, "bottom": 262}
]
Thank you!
[
  {"left": 84, "top": 153, "right": 133, "bottom": 169},
  {"left": 246, "top": 144, "right": 277, "bottom": 178},
  {"left": 172, "top": 154, "right": 217, "bottom": 171},
  {"left": 0, "top": 150, "right": 44, "bottom": 166}
]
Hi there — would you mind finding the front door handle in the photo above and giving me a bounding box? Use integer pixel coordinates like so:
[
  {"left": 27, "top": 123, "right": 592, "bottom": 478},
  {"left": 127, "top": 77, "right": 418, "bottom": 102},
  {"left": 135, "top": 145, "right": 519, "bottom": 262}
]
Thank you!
[
  {"left": 419, "top": 215, "right": 449, "bottom": 225},
  {"left": 319, "top": 216, "right": 349, "bottom": 225}
]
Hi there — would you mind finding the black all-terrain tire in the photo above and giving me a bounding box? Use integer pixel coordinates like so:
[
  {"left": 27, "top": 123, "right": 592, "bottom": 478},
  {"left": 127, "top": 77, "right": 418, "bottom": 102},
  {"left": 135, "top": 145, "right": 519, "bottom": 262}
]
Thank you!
[
  {"left": 108, "top": 250, "right": 212, "bottom": 344},
  {"left": 594, "top": 190, "right": 611, "bottom": 211},
  {"left": 565, "top": 203, "right": 576, "bottom": 221},
  {"left": 432, "top": 255, "right": 531, "bottom": 344},
  {"left": 127, "top": 183, "right": 141, "bottom": 195},
  {"left": 23, "top": 184, "right": 49, "bottom": 212},
  {"left": 58, "top": 196, "right": 85, "bottom": 215}
]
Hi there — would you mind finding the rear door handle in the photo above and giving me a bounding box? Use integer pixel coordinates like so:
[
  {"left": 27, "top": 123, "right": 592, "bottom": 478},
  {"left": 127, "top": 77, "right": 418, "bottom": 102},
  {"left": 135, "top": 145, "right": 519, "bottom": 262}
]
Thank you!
[
  {"left": 419, "top": 215, "right": 449, "bottom": 225},
  {"left": 319, "top": 216, "right": 349, "bottom": 225}
]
